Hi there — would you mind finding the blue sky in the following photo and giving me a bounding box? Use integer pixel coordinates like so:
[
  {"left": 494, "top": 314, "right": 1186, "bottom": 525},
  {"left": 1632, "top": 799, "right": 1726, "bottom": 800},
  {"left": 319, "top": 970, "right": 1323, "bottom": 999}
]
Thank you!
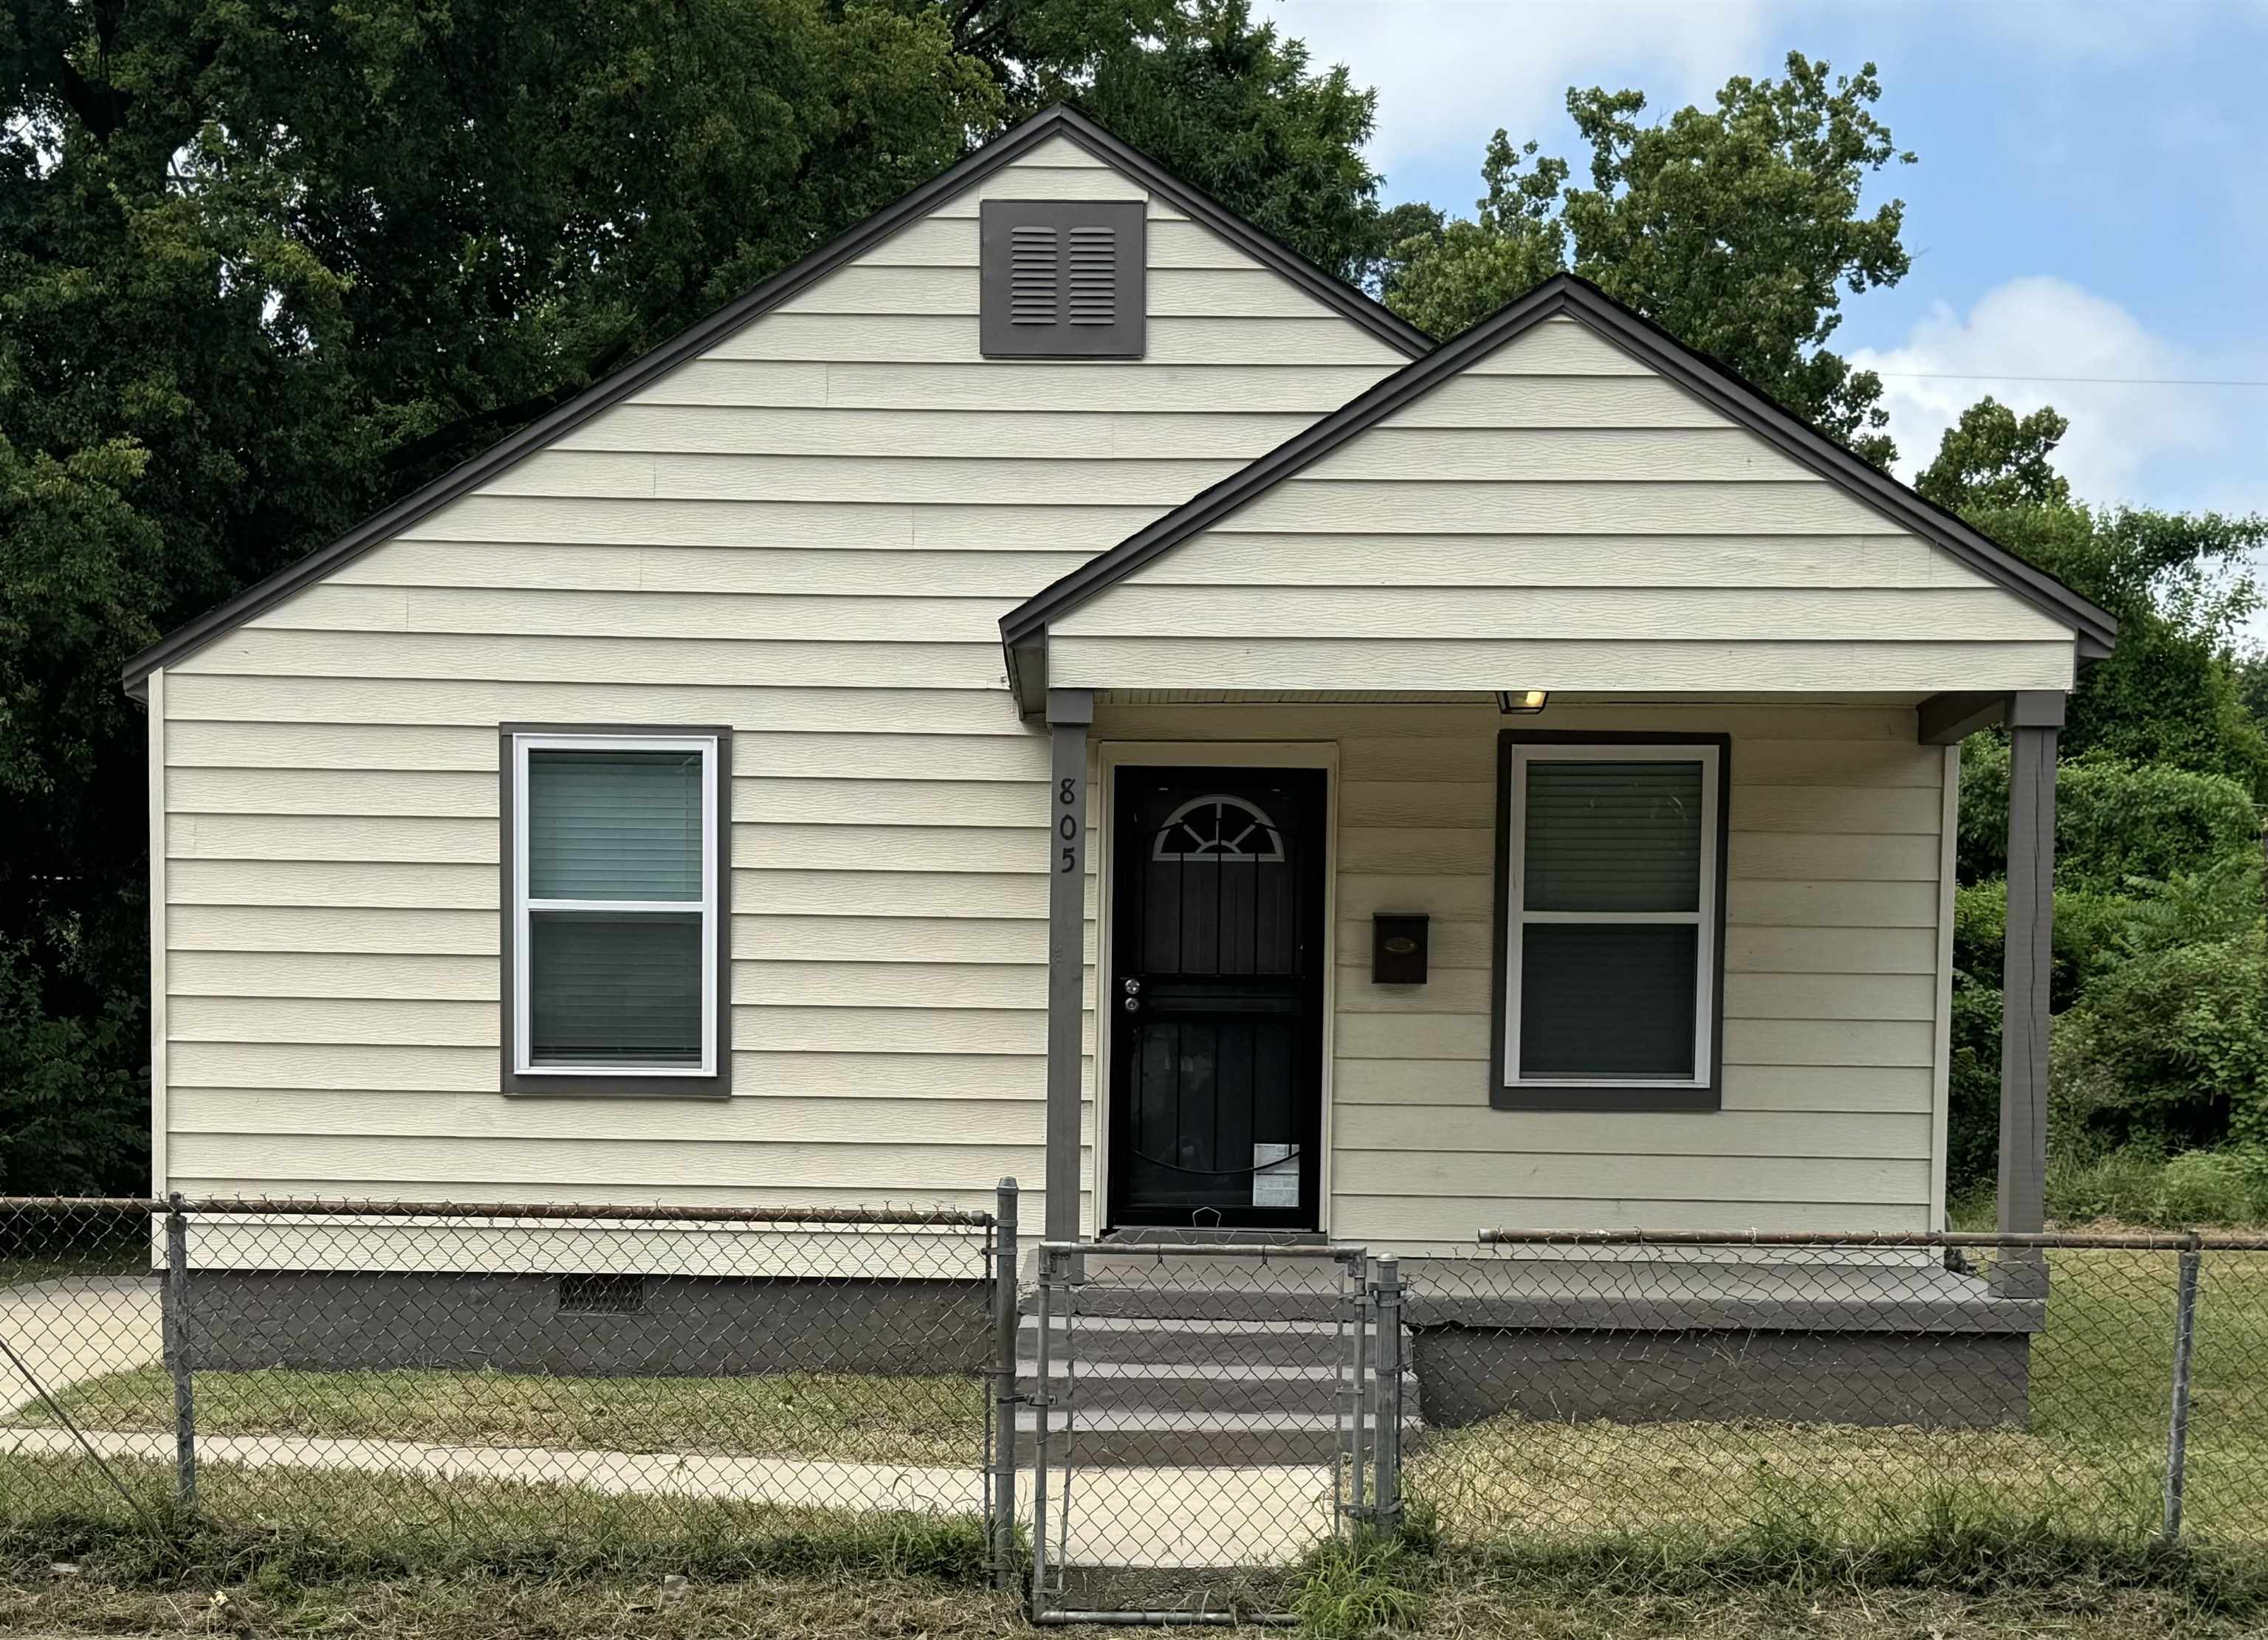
[{"left": 1273, "top": 0, "right": 2268, "bottom": 635}]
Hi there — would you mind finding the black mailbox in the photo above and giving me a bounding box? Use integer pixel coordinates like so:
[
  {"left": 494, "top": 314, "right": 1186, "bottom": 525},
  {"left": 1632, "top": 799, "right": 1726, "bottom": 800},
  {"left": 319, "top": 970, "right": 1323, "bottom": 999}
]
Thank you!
[{"left": 1372, "top": 914, "right": 1429, "bottom": 985}]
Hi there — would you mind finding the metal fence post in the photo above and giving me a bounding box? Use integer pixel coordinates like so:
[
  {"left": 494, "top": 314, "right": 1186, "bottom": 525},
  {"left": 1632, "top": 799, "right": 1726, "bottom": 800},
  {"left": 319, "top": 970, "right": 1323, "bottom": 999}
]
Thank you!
[
  {"left": 991, "top": 1177, "right": 1021, "bottom": 1591},
  {"left": 2162, "top": 1234, "right": 2202, "bottom": 1541},
  {"left": 1372, "top": 1254, "right": 1404, "bottom": 1534},
  {"left": 1028, "top": 1244, "right": 1060, "bottom": 1618},
  {"left": 162, "top": 1194, "right": 196, "bottom": 1512}
]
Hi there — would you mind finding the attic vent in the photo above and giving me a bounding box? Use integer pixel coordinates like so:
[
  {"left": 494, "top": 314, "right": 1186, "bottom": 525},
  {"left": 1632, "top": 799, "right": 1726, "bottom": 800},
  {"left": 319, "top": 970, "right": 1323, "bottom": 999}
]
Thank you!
[
  {"left": 1067, "top": 227, "right": 1116, "bottom": 325},
  {"left": 1010, "top": 225, "right": 1058, "bottom": 324},
  {"left": 980, "top": 199, "right": 1145, "bottom": 358}
]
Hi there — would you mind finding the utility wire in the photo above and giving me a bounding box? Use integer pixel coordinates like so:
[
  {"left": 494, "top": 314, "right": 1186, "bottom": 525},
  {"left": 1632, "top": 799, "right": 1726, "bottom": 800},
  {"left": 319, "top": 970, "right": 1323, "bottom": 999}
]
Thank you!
[{"left": 1868, "top": 371, "right": 2268, "bottom": 388}]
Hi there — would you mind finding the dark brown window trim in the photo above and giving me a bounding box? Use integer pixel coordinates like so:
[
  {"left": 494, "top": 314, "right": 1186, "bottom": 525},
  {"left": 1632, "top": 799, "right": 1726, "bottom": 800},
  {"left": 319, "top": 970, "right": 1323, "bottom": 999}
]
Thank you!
[
  {"left": 1489, "top": 730, "right": 1731, "bottom": 1114},
  {"left": 498, "top": 723, "right": 733, "bottom": 1099}
]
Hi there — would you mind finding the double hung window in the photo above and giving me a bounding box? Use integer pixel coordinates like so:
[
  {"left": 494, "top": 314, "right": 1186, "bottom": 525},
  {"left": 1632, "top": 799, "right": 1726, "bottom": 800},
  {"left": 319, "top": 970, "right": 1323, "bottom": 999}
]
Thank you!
[
  {"left": 1494, "top": 738, "right": 1725, "bottom": 1110},
  {"left": 503, "top": 730, "right": 727, "bottom": 1094}
]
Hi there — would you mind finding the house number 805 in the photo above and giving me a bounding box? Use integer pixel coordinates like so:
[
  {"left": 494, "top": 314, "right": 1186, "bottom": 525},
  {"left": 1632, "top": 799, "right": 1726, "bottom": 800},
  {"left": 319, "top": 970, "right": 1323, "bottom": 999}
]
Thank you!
[{"left": 1058, "top": 777, "right": 1079, "bottom": 872}]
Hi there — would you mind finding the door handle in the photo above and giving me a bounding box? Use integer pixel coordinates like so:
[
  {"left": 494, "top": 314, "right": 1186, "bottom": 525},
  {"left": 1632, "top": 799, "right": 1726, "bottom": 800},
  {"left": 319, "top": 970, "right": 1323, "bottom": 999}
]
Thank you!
[{"left": 1121, "top": 976, "right": 1141, "bottom": 1013}]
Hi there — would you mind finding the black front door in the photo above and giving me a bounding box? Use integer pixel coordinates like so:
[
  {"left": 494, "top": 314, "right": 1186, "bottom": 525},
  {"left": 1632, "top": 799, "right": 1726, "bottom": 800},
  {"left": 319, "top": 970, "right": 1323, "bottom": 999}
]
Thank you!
[{"left": 1106, "top": 765, "right": 1327, "bottom": 1230}]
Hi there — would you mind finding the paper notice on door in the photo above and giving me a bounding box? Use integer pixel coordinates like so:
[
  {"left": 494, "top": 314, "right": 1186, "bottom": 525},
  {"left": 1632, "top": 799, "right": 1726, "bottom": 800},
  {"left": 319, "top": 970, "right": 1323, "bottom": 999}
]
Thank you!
[{"left": 1252, "top": 1143, "right": 1299, "bottom": 1207}]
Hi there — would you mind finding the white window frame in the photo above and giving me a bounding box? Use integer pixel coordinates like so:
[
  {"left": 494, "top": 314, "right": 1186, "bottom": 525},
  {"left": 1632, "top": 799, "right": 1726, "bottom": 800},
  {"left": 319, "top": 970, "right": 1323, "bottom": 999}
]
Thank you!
[
  {"left": 1501, "top": 741, "right": 1720, "bottom": 1092},
  {"left": 509, "top": 731, "right": 721, "bottom": 1081}
]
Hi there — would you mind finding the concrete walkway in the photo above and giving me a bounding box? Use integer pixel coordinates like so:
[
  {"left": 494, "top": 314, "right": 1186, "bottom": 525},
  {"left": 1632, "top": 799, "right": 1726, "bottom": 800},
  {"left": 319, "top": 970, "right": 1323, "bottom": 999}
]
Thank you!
[
  {"left": 0, "top": 1426, "right": 1334, "bottom": 1568},
  {"left": 0, "top": 1276, "right": 162, "bottom": 1398}
]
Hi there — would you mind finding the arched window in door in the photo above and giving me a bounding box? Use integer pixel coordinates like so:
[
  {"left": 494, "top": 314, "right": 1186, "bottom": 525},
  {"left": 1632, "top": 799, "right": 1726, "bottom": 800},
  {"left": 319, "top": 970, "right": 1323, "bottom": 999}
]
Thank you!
[{"left": 1150, "top": 793, "right": 1286, "bottom": 862}]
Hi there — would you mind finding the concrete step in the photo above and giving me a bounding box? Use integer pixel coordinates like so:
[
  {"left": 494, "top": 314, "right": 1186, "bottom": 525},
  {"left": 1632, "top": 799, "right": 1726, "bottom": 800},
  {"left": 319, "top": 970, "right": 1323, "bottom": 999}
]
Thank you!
[
  {"left": 1013, "top": 1405, "right": 1422, "bottom": 1467},
  {"left": 1017, "top": 1357, "right": 1412, "bottom": 1417},
  {"left": 1015, "top": 1314, "right": 1365, "bottom": 1368}
]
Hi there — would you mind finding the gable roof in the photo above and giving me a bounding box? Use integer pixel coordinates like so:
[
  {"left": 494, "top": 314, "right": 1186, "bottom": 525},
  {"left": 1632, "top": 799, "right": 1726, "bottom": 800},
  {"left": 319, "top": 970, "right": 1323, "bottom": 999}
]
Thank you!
[
  {"left": 999, "top": 273, "right": 2119, "bottom": 663},
  {"left": 121, "top": 104, "right": 1430, "bottom": 697}
]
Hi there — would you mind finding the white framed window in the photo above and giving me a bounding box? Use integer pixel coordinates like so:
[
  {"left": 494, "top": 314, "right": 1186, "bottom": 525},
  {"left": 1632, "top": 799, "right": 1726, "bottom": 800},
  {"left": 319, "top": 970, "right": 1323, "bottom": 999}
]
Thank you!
[
  {"left": 1494, "top": 738, "right": 1723, "bottom": 1110},
  {"left": 502, "top": 728, "right": 727, "bottom": 1095}
]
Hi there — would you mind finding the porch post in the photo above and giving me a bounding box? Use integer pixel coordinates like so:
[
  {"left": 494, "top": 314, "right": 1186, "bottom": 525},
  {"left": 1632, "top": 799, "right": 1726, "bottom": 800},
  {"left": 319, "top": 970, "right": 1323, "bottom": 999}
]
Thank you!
[
  {"left": 1999, "top": 691, "right": 2062, "bottom": 1272},
  {"left": 1045, "top": 689, "right": 1093, "bottom": 1244}
]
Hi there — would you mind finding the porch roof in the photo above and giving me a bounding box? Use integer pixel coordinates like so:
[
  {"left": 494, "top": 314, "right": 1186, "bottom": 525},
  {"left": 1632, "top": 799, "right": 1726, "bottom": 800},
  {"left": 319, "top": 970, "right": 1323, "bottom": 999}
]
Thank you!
[{"left": 1003, "top": 275, "right": 2116, "bottom": 715}]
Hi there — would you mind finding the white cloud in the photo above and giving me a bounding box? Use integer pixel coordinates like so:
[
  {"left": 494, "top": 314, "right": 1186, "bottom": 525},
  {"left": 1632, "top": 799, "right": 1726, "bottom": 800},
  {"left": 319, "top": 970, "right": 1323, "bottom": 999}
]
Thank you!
[
  {"left": 1848, "top": 277, "right": 2226, "bottom": 503},
  {"left": 1268, "top": 0, "right": 1772, "bottom": 175}
]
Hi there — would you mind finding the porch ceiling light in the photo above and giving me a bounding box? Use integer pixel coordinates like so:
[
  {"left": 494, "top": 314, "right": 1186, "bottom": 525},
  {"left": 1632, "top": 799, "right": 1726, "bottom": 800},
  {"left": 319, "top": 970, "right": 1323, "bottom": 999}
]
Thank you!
[{"left": 1496, "top": 689, "right": 1549, "bottom": 714}]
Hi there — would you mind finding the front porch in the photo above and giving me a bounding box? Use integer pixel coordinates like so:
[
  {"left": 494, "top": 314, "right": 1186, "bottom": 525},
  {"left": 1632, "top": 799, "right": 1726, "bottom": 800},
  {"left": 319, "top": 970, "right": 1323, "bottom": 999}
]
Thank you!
[{"left": 1025, "top": 689, "right": 2061, "bottom": 1269}]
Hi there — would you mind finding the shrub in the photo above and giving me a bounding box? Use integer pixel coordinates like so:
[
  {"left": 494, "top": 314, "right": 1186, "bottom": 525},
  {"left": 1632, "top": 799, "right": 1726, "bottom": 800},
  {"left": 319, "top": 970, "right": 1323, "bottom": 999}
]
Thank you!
[
  {"left": 1959, "top": 743, "right": 2261, "bottom": 892},
  {"left": 2041, "top": 1142, "right": 2268, "bottom": 1228},
  {"left": 2052, "top": 930, "right": 2268, "bottom": 1150}
]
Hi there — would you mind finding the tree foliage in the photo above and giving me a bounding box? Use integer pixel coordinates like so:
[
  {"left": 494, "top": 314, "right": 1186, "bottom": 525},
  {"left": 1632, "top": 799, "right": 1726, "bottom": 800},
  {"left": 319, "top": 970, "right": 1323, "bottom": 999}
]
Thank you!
[
  {"left": 1922, "top": 399, "right": 2268, "bottom": 796},
  {"left": 1386, "top": 52, "right": 1914, "bottom": 464},
  {"left": 1931, "top": 402, "right": 2268, "bottom": 1190}
]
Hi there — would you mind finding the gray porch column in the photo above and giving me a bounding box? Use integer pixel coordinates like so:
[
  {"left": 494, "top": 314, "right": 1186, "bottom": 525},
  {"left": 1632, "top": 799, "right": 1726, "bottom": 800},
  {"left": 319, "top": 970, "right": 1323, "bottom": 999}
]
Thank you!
[
  {"left": 1999, "top": 691, "right": 2063, "bottom": 1258},
  {"left": 1045, "top": 689, "right": 1093, "bottom": 1243}
]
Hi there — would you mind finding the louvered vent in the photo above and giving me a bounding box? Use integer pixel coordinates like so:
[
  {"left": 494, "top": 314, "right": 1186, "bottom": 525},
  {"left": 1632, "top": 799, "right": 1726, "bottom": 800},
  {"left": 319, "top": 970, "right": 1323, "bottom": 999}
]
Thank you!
[
  {"left": 980, "top": 199, "right": 1144, "bottom": 357},
  {"left": 1009, "top": 224, "right": 1058, "bottom": 325},
  {"left": 1067, "top": 226, "right": 1116, "bottom": 325}
]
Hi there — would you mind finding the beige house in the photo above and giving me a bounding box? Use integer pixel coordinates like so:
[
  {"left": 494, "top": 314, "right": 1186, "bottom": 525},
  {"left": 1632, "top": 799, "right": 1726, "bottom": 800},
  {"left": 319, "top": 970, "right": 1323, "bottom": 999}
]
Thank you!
[{"left": 123, "top": 108, "right": 2109, "bottom": 1293}]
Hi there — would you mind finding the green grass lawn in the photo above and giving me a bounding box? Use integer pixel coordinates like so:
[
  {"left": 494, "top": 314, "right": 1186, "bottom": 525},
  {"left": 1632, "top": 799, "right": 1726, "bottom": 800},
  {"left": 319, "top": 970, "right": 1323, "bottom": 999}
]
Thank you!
[
  {"left": 7, "top": 1241, "right": 2267, "bottom": 1604},
  {"left": 1407, "top": 1245, "right": 2268, "bottom": 1554},
  {"left": 13, "top": 1365, "right": 988, "bottom": 1467}
]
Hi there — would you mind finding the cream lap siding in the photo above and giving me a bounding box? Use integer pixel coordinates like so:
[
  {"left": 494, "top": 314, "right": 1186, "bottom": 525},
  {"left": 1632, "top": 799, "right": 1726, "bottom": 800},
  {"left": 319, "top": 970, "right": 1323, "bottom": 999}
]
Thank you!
[
  {"left": 1091, "top": 700, "right": 1948, "bottom": 1254},
  {"left": 1048, "top": 316, "right": 2079, "bottom": 697},
  {"left": 159, "top": 134, "right": 1406, "bottom": 1228}
]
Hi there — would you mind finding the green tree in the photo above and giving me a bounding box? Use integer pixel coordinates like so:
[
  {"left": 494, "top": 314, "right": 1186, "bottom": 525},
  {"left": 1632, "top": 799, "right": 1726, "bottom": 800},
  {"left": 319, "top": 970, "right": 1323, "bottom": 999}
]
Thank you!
[
  {"left": 1920, "top": 399, "right": 2268, "bottom": 796},
  {"left": 1072, "top": 0, "right": 1398, "bottom": 284},
  {"left": 1386, "top": 52, "right": 1914, "bottom": 464}
]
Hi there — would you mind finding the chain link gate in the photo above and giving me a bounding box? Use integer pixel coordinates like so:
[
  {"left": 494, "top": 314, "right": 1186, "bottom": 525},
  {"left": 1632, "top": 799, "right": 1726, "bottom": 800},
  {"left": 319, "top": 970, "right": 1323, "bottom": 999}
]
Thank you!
[{"left": 1022, "top": 1241, "right": 1400, "bottom": 1625}]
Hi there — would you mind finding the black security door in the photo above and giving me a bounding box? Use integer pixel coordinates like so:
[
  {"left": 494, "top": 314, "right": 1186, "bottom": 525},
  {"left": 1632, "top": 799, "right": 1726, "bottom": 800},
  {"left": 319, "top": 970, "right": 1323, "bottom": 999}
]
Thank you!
[{"left": 1107, "top": 766, "right": 1327, "bottom": 1230}]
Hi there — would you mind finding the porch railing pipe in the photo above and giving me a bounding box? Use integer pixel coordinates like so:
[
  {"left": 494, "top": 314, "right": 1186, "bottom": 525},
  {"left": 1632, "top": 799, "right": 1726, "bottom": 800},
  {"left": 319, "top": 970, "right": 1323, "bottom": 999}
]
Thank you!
[
  {"left": 991, "top": 1177, "right": 1021, "bottom": 1591},
  {"left": 163, "top": 1193, "right": 197, "bottom": 1511},
  {"left": 2162, "top": 1235, "right": 2202, "bottom": 1540}
]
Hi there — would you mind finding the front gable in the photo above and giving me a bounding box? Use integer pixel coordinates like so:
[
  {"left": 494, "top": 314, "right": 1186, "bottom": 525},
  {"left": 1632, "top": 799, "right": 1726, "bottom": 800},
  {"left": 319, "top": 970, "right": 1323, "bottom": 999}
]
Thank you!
[
  {"left": 1008, "top": 278, "right": 2115, "bottom": 703},
  {"left": 123, "top": 109, "right": 1424, "bottom": 695}
]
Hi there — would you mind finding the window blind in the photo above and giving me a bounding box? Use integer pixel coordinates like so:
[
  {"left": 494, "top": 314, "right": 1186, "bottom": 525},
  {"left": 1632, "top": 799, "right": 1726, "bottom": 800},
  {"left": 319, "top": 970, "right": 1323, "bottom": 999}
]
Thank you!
[
  {"left": 1524, "top": 759, "right": 1702, "bottom": 913},
  {"left": 529, "top": 912, "right": 703, "bottom": 1067},
  {"left": 527, "top": 749, "right": 702, "bottom": 902}
]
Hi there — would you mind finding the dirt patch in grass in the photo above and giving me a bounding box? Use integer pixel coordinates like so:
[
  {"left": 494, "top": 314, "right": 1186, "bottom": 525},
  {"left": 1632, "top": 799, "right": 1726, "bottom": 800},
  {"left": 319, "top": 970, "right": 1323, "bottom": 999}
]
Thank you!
[
  {"left": 15, "top": 1365, "right": 987, "bottom": 1466},
  {"left": 1, "top": 1563, "right": 2258, "bottom": 1640}
]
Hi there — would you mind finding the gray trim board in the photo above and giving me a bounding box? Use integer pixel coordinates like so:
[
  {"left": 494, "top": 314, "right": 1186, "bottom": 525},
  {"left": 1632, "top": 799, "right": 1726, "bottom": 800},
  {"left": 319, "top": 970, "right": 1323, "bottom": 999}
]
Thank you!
[
  {"left": 119, "top": 106, "right": 1427, "bottom": 697},
  {"left": 1918, "top": 688, "right": 2069, "bottom": 744},
  {"left": 1917, "top": 691, "right": 2010, "bottom": 745},
  {"left": 999, "top": 274, "right": 2118, "bottom": 680},
  {"left": 1045, "top": 689, "right": 1094, "bottom": 1240},
  {"left": 498, "top": 723, "right": 733, "bottom": 1098},
  {"left": 1489, "top": 731, "right": 1731, "bottom": 1113},
  {"left": 1999, "top": 719, "right": 2058, "bottom": 1242}
]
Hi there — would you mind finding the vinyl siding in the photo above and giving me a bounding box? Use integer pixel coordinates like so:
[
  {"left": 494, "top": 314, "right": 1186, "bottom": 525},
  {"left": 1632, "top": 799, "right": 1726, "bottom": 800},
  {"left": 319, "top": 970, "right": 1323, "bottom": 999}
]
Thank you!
[
  {"left": 1090, "top": 700, "right": 1950, "bottom": 1253},
  {"left": 1050, "top": 317, "right": 2080, "bottom": 696},
  {"left": 160, "top": 135, "right": 1405, "bottom": 1230}
]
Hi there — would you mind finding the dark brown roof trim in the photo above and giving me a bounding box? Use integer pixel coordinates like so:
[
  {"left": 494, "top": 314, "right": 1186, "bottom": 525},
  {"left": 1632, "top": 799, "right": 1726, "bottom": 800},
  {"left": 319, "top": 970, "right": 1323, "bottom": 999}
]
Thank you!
[
  {"left": 121, "top": 105, "right": 1428, "bottom": 696},
  {"left": 1000, "top": 272, "right": 2118, "bottom": 659}
]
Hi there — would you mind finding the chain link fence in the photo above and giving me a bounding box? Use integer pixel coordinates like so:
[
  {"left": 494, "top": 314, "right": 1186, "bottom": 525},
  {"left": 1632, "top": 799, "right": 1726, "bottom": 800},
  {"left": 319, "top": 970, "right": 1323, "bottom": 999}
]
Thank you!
[
  {"left": 1401, "top": 1230, "right": 2268, "bottom": 1560},
  {"left": 3, "top": 1199, "right": 2265, "bottom": 1624},
  {"left": 0, "top": 1193, "right": 1008, "bottom": 1582}
]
